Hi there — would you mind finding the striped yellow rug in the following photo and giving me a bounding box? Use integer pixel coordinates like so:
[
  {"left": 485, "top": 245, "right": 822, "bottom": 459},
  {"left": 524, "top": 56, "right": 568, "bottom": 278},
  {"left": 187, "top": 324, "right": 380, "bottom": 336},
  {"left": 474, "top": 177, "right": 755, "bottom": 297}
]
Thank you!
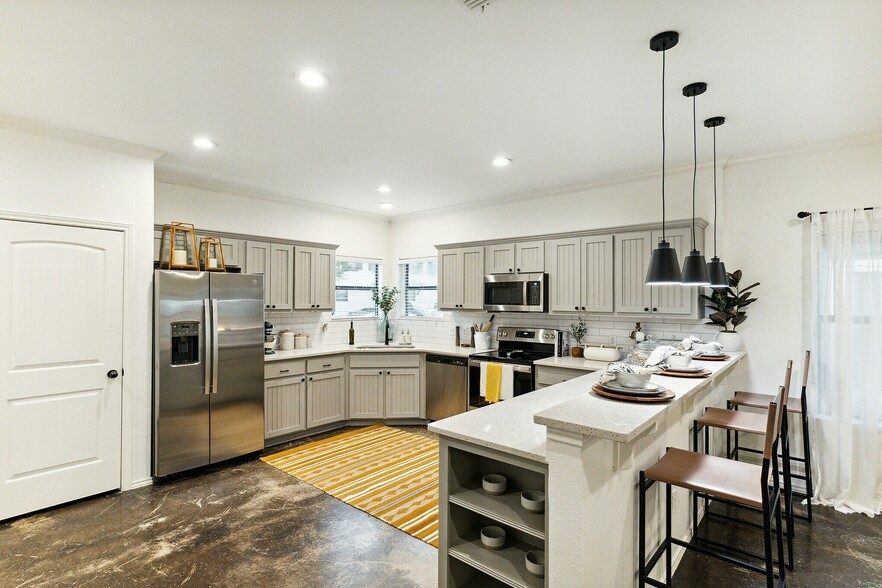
[{"left": 261, "top": 424, "right": 440, "bottom": 547}]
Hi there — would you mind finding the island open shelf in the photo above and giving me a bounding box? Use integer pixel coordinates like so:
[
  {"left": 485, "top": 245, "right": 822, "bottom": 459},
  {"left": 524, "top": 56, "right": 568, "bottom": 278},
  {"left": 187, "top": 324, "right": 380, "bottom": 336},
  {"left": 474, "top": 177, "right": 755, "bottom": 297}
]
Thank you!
[{"left": 439, "top": 439, "right": 548, "bottom": 588}]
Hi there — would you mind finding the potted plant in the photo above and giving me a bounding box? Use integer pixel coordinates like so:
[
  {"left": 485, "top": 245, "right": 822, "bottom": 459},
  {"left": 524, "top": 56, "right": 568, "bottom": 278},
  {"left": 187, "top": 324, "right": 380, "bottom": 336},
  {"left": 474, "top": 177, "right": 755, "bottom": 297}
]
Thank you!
[
  {"left": 372, "top": 286, "right": 399, "bottom": 345},
  {"left": 569, "top": 316, "right": 588, "bottom": 357},
  {"left": 700, "top": 269, "right": 759, "bottom": 351}
]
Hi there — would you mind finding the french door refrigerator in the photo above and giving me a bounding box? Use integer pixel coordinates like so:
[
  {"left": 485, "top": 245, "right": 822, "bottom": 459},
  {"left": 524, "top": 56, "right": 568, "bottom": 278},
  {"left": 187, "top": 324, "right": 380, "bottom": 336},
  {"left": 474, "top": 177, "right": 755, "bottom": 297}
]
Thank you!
[{"left": 153, "top": 270, "right": 265, "bottom": 477}]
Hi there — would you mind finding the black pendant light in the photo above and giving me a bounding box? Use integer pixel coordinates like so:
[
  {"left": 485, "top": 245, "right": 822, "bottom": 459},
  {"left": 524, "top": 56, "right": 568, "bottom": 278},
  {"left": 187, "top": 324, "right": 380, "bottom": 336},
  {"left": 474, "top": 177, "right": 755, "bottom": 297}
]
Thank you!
[
  {"left": 680, "top": 82, "right": 711, "bottom": 286},
  {"left": 704, "top": 115, "right": 728, "bottom": 287},
  {"left": 645, "top": 31, "right": 682, "bottom": 285}
]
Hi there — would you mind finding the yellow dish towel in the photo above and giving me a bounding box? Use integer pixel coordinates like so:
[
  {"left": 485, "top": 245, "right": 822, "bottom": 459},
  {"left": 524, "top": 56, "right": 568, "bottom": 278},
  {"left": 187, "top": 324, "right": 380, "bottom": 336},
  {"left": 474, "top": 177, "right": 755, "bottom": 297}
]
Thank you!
[{"left": 485, "top": 362, "right": 502, "bottom": 403}]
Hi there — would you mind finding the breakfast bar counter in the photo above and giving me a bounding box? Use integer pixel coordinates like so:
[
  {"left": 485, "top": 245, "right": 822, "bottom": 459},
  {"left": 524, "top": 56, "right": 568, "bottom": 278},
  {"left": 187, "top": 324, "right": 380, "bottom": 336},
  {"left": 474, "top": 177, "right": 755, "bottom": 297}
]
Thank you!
[{"left": 430, "top": 352, "right": 747, "bottom": 587}]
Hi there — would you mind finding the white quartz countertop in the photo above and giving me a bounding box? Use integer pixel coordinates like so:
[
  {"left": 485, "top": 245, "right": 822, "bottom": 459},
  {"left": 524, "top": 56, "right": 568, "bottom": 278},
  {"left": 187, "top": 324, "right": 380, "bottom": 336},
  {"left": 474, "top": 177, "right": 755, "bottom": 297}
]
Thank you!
[
  {"left": 430, "top": 352, "right": 746, "bottom": 461},
  {"left": 533, "top": 355, "right": 609, "bottom": 372},
  {"left": 265, "top": 342, "right": 488, "bottom": 361},
  {"left": 534, "top": 352, "right": 746, "bottom": 443}
]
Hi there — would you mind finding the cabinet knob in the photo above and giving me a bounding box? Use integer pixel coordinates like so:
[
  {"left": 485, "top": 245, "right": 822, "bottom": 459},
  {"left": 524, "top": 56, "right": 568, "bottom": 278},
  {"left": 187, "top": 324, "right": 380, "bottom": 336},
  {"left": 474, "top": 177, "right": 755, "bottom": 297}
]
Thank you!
[
  {"left": 644, "top": 307, "right": 650, "bottom": 312},
  {"left": 301, "top": 377, "right": 305, "bottom": 382},
  {"left": 309, "top": 377, "right": 313, "bottom": 381},
  {"left": 652, "top": 307, "right": 658, "bottom": 312},
  {"left": 581, "top": 306, "right": 586, "bottom": 311},
  {"left": 266, "top": 305, "right": 270, "bottom": 309},
  {"left": 387, "top": 371, "right": 391, "bottom": 375},
  {"left": 574, "top": 306, "right": 579, "bottom": 310},
  {"left": 509, "top": 268, "right": 513, "bottom": 273},
  {"left": 271, "top": 305, "right": 276, "bottom": 308},
  {"left": 107, "top": 369, "right": 119, "bottom": 379},
  {"left": 379, "top": 371, "right": 383, "bottom": 374},
  {"left": 517, "top": 268, "right": 520, "bottom": 272}
]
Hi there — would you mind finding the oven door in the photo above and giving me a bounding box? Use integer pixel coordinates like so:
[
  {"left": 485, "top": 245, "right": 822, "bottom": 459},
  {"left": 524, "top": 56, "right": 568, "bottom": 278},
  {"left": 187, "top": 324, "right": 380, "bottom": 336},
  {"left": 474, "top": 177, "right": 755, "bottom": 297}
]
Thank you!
[
  {"left": 467, "top": 360, "right": 534, "bottom": 409},
  {"left": 483, "top": 273, "right": 547, "bottom": 313}
]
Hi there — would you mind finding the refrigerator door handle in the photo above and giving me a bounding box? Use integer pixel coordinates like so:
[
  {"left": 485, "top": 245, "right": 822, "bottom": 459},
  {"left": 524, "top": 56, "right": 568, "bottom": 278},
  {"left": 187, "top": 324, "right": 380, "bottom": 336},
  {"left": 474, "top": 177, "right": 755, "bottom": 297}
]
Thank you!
[
  {"left": 203, "top": 298, "right": 212, "bottom": 395},
  {"left": 211, "top": 298, "right": 220, "bottom": 394}
]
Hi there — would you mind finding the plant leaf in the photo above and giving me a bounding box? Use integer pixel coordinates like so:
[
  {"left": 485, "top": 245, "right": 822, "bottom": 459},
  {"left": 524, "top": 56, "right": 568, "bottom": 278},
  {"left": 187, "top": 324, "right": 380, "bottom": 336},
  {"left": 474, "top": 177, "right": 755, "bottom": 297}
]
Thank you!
[{"left": 741, "top": 282, "right": 760, "bottom": 292}]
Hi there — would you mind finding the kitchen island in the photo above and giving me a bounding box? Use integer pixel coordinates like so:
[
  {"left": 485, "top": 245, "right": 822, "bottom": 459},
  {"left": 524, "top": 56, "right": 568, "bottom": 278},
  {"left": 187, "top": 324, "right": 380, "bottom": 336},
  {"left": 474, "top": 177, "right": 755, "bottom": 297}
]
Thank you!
[{"left": 429, "top": 352, "right": 746, "bottom": 587}]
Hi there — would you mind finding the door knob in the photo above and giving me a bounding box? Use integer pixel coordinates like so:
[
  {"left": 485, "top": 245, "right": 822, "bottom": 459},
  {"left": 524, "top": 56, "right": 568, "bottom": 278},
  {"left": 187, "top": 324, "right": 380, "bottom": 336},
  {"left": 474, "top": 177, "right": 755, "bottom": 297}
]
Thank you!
[{"left": 107, "top": 369, "right": 119, "bottom": 379}]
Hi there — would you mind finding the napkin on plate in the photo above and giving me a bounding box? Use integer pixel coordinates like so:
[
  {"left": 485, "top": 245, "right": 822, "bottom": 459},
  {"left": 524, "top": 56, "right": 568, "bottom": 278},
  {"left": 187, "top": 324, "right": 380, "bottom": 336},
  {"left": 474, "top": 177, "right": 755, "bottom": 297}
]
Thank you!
[
  {"left": 599, "top": 361, "right": 661, "bottom": 384},
  {"left": 679, "top": 335, "right": 723, "bottom": 351}
]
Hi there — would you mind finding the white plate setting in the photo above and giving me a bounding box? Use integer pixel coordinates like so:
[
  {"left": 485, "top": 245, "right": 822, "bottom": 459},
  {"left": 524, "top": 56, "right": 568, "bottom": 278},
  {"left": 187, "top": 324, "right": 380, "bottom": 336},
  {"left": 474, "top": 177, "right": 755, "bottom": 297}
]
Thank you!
[{"left": 599, "top": 381, "right": 664, "bottom": 396}]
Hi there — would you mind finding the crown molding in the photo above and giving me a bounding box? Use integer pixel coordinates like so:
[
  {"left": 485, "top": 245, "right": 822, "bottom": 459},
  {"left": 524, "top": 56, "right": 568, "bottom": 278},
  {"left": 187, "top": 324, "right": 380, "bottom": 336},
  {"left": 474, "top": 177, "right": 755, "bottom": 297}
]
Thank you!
[
  {"left": 722, "top": 129, "right": 882, "bottom": 170},
  {"left": 0, "top": 113, "right": 164, "bottom": 160},
  {"left": 154, "top": 166, "right": 392, "bottom": 222}
]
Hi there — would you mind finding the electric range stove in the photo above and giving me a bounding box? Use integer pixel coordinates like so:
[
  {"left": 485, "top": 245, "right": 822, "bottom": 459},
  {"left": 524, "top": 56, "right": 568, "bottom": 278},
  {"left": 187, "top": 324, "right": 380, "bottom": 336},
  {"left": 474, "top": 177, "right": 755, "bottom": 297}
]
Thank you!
[{"left": 468, "top": 327, "right": 562, "bottom": 408}]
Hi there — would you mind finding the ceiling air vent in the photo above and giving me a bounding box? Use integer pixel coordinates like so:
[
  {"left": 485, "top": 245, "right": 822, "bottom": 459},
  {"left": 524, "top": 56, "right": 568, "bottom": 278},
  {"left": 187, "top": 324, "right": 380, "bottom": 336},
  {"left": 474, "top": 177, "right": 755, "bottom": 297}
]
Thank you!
[{"left": 457, "top": 0, "right": 495, "bottom": 13}]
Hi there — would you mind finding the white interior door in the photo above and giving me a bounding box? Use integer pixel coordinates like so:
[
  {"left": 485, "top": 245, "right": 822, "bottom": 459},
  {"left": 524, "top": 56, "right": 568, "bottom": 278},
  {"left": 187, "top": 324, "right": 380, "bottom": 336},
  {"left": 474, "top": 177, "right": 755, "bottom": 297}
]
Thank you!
[{"left": 0, "top": 220, "right": 124, "bottom": 521}]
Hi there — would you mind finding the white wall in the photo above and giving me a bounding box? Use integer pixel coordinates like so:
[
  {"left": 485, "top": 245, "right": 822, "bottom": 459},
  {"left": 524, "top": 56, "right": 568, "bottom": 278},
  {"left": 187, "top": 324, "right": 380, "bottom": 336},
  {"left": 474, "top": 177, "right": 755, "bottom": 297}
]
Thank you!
[
  {"left": 155, "top": 181, "right": 392, "bottom": 263},
  {"left": 0, "top": 127, "right": 155, "bottom": 487},
  {"left": 391, "top": 138, "right": 882, "bottom": 396}
]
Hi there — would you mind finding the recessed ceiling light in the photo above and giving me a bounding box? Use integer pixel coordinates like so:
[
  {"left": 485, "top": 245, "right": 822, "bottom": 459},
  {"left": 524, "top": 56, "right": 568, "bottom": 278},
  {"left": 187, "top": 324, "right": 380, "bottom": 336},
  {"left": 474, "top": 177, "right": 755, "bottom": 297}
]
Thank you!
[
  {"left": 376, "top": 185, "right": 392, "bottom": 193},
  {"left": 491, "top": 156, "right": 512, "bottom": 167},
  {"left": 193, "top": 137, "right": 217, "bottom": 149},
  {"left": 378, "top": 202, "right": 395, "bottom": 209},
  {"left": 297, "top": 69, "right": 330, "bottom": 87}
]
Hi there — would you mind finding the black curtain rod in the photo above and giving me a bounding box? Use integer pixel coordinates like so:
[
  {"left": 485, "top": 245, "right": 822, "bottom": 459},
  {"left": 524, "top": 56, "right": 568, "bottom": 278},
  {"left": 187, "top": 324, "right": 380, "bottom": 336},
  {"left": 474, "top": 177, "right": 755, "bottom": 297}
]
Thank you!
[{"left": 797, "top": 207, "right": 875, "bottom": 219}]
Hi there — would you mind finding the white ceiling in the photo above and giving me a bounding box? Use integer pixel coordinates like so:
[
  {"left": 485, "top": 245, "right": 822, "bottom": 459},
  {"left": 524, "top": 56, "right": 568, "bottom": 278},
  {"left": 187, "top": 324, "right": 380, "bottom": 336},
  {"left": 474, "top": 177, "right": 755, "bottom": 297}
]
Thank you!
[{"left": 2, "top": 0, "right": 881, "bottom": 216}]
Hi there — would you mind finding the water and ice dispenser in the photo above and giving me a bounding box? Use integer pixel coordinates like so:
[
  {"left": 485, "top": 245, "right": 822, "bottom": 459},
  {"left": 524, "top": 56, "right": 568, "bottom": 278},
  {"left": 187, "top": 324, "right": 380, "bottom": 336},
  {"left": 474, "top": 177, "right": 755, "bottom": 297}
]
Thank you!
[{"left": 170, "top": 322, "right": 200, "bottom": 365}]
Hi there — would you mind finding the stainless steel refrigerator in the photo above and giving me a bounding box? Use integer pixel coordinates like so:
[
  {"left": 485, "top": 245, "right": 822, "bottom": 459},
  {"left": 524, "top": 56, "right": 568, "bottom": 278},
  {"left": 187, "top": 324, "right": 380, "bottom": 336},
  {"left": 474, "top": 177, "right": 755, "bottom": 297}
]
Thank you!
[{"left": 153, "top": 270, "right": 265, "bottom": 477}]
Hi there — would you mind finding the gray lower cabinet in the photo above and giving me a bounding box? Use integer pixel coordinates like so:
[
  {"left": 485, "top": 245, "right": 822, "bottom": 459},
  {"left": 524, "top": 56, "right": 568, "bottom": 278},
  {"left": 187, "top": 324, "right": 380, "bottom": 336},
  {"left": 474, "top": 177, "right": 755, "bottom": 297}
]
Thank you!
[
  {"left": 384, "top": 368, "right": 421, "bottom": 418},
  {"left": 306, "top": 370, "right": 346, "bottom": 428},
  {"left": 349, "top": 367, "right": 421, "bottom": 419},
  {"left": 264, "top": 375, "right": 307, "bottom": 438},
  {"left": 349, "top": 369, "right": 385, "bottom": 419}
]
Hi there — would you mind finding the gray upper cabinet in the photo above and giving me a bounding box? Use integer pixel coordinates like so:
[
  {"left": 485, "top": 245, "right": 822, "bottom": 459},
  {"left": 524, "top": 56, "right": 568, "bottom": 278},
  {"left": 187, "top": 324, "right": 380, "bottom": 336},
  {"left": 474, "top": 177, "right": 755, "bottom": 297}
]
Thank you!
[
  {"left": 581, "top": 235, "right": 614, "bottom": 313},
  {"left": 484, "top": 244, "right": 515, "bottom": 274},
  {"left": 547, "top": 236, "right": 613, "bottom": 314},
  {"left": 614, "top": 227, "right": 700, "bottom": 316},
  {"left": 246, "top": 241, "right": 273, "bottom": 309},
  {"left": 270, "top": 244, "right": 295, "bottom": 310},
  {"left": 438, "top": 247, "right": 484, "bottom": 310},
  {"left": 484, "top": 241, "right": 545, "bottom": 274},
  {"left": 294, "top": 246, "right": 336, "bottom": 311},
  {"left": 547, "top": 237, "right": 581, "bottom": 313}
]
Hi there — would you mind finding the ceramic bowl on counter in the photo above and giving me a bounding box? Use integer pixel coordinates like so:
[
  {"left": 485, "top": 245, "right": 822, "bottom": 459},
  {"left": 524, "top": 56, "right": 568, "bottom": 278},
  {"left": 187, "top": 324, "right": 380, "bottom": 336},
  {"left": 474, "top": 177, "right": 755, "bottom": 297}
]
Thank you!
[
  {"left": 482, "top": 474, "right": 507, "bottom": 495},
  {"left": 584, "top": 345, "right": 621, "bottom": 362},
  {"left": 480, "top": 525, "right": 506, "bottom": 550},
  {"left": 615, "top": 372, "right": 651, "bottom": 389},
  {"left": 667, "top": 354, "right": 692, "bottom": 368}
]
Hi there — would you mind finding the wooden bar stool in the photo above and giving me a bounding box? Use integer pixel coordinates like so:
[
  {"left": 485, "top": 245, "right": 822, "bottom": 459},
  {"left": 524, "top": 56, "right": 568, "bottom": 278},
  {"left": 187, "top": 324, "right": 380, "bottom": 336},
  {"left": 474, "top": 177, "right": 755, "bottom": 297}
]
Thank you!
[
  {"left": 730, "top": 351, "right": 814, "bottom": 522},
  {"left": 639, "top": 386, "right": 788, "bottom": 588},
  {"left": 693, "top": 360, "right": 794, "bottom": 570}
]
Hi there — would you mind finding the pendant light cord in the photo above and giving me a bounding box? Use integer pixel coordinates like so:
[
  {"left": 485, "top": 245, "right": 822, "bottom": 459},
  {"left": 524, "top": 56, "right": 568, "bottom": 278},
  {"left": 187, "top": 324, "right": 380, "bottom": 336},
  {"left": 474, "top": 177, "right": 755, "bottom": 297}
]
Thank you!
[
  {"left": 661, "top": 50, "right": 667, "bottom": 242},
  {"left": 712, "top": 125, "right": 717, "bottom": 257},
  {"left": 691, "top": 94, "right": 697, "bottom": 251}
]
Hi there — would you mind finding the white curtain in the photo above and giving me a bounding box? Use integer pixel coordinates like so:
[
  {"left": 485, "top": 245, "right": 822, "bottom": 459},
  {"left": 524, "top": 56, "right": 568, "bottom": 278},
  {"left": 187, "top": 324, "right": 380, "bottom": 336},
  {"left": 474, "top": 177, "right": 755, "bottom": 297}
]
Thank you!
[{"left": 810, "top": 207, "right": 882, "bottom": 516}]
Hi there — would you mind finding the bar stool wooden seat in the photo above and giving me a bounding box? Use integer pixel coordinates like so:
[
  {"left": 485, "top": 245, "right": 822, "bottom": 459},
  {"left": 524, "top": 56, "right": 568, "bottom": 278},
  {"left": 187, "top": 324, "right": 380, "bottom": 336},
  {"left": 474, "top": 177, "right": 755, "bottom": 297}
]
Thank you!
[
  {"left": 730, "top": 351, "right": 814, "bottom": 523},
  {"left": 694, "top": 361, "right": 794, "bottom": 570},
  {"left": 639, "top": 386, "right": 788, "bottom": 588}
]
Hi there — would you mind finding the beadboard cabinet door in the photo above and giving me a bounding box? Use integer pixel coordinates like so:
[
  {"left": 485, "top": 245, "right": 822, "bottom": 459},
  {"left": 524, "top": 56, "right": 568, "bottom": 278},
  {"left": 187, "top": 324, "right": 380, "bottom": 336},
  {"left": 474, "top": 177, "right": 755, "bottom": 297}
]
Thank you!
[
  {"left": 306, "top": 371, "right": 346, "bottom": 429},
  {"left": 246, "top": 241, "right": 273, "bottom": 309},
  {"left": 581, "top": 235, "right": 614, "bottom": 313},
  {"left": 547, "top": 238, "right": 582, "bottom": 313},
  {"left": 349, "top": 369, "right": 384, "bottom": 419},
  {"left": 270, "top": 244, "right": 294, "bottom": 311},
  {"left": 484, "top": 244, "right": 515, "bottom": 274},
  {"left": 294, "top": 246, "right": 335, "bottom": 311},
  {"left": 438, "top": 247, "right": 483, "bottom": 310},
  {"left": 614, "top": 231, "right": 653, "bottom": 314},
  {"left": 384, "top": 368, "right": 421, "bottom": 419},
  {"left": 264, "top": 376, "right": 307, "bottom": 438},
  {"left": 515, "top": 240, "right": 545, "bottom": 273}
]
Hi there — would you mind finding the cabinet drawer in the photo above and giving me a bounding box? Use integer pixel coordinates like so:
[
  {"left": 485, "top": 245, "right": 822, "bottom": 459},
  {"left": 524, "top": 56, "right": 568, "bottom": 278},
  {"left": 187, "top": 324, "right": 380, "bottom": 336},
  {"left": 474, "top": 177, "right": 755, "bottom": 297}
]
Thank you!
[
  {"left": 535, "top": 366, "right": 583, "bottom": 387},
  {"left": 265, "top": 359, "right": 306, "bottom": 379},
  {"left": 307, "top": 355, "right": 345, "bottom": 373},
  {"left": 349, "top": 353, "right": 421, "bottom": 369}
]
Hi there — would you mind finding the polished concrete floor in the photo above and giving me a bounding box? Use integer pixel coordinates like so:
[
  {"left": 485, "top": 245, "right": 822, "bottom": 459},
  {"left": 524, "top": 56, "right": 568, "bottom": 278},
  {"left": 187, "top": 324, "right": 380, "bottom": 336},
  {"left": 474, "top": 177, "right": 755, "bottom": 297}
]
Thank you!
[{"left": 2, "top": 426, "right": 880, "bottom": 587}]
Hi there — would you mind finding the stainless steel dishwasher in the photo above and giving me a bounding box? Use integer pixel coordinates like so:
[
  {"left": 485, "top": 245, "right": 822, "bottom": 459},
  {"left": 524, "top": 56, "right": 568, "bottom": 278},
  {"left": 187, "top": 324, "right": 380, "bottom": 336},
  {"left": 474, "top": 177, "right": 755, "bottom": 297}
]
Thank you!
[{"left": 425, "top": 354, "right": 468, "bottom": 420}]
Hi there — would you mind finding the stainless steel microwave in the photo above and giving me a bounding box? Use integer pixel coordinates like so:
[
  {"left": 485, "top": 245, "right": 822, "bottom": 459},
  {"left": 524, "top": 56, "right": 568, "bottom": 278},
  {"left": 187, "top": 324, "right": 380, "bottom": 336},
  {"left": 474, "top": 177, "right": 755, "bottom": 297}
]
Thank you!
[{"left": 483, "top": 273, "right": 548, "bottom": 313}]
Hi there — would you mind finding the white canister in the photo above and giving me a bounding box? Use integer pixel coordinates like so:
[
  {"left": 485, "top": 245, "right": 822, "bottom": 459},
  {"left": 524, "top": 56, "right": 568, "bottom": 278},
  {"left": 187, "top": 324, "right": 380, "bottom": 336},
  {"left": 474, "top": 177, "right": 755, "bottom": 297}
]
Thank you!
[
  {"left": 474, "top": 332, "right": 491, "bottom": 351},
  {"left": 294, "top": 334, "right": 307, "bottom": 349},
  {"left": 279, "top": 331, "right": 295, "bottom": 351}
]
